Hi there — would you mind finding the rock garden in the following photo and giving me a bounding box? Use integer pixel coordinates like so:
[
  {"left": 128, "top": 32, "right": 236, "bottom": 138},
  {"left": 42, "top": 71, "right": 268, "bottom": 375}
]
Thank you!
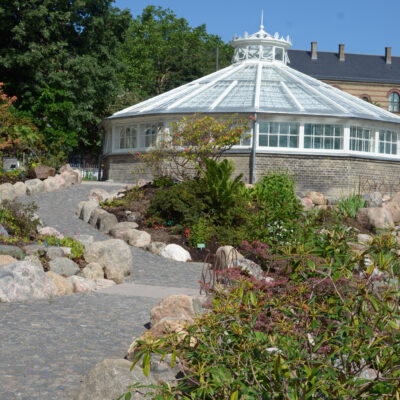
[{"left": 74, "top": 157, "right": 400, "bottom": 398}]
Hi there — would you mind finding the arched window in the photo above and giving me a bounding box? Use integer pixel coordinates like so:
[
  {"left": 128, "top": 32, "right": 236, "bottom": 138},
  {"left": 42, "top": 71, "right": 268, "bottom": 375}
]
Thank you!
[
  {"left": 389, "top": 92, "right": 400, "bottom": 112},
  {"left": 361, "top": 95, "right": 370, "bottom": 102}
]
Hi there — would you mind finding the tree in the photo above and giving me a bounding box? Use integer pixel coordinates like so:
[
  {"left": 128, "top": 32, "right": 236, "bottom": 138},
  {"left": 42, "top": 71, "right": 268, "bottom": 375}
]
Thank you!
[
  {"left": 134, "top": 114, "right": 249, "bottom": 181},
  {"left": 118, "top": 6, "right": 233, "bottom": 100},
  {"left": 0, "top": 0, "right": 131, "bottom": 154}
]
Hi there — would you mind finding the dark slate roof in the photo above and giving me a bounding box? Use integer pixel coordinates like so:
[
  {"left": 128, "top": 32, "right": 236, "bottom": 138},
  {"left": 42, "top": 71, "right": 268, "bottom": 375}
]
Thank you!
[{"left": 288, "top": 49, "right": 400, "bottom": 84}]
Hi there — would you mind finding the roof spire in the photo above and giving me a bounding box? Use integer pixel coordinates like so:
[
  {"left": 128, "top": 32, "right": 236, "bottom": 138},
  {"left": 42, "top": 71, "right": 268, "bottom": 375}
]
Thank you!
[{"left": 260, "top": 9, "right": 264, "bottom": 30}]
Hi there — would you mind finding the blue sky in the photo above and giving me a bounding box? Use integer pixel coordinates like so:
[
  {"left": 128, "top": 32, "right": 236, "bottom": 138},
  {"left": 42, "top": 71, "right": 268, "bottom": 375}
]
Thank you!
[{"left": 114, "top": 0, "right": 400, "bottom": 56}]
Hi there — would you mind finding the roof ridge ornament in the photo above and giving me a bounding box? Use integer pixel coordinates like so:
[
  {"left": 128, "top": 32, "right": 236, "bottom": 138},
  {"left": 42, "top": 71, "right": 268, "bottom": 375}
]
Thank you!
[{"left": 260, "top": 9, "right": 264, "bottom": 30}]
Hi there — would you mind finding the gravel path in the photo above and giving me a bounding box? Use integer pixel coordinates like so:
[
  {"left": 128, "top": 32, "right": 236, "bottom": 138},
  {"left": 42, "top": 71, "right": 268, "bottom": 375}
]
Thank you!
[{"left": 1, "top": 181, "right": 204, "bottom": 399}]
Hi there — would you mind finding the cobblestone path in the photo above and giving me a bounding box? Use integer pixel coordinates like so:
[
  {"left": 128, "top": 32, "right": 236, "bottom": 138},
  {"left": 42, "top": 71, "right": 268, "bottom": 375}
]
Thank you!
[{"left": 1, "top": 182, "right": 203, "bottom": 399}]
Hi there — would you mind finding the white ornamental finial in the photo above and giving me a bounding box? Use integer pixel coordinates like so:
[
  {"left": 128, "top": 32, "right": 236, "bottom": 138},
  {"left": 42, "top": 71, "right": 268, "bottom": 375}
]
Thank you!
[{"left": 260, "top": 9, "right": 264, "bottom": 30}]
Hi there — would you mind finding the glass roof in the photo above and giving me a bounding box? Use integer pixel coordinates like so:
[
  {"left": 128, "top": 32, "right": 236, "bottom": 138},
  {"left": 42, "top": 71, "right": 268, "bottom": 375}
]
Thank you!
[{"left": 110, "top": 27, "right": 400, "bottom": 126}]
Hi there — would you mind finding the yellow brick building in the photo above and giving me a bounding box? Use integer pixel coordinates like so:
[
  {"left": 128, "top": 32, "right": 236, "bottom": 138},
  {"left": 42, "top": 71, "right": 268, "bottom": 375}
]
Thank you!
[{"left": 289, "top": 43, "right": 400, "bottom": 114}]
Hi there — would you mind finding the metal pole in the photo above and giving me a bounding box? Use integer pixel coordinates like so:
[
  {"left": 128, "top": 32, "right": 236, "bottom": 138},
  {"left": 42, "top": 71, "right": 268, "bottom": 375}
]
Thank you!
[
  {"left": 216, "top": 47, "right": 219, "bottom": 71},
  {"left": 251, "top": 113, "right": 257, "bottom": 184}
]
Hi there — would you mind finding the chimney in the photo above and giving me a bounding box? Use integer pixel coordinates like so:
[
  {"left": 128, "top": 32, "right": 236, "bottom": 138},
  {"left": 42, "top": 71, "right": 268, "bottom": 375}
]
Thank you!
[
  {"left": 311, "top": 41, "right": 317, "bottom": 60},
  {"left": 385, "top": 47, "right": 392, "bottom": 64},
  {"left": 339, "top": 44, "right": 345, "bottom": 61}
]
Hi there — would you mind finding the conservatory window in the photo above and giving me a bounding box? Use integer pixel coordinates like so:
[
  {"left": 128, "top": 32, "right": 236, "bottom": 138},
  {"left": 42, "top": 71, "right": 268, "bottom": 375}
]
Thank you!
[
  {"left": 274, "top": 47, "right": 284, "bottom": 61},
  {"left": 379, "top": 130, "right": 398, "bottom": 155},
  {"left": 350, "top": 126, "right": 374, "bottom": 152},
  {"left": 304, "top": 124, "right": 343, "bottom": 150},
  {"left": 389, "top": 92, "right": 400, "bottom": 112},
  {"left": 141, "top": 122, "right": 163, "bottom": 148},
  {"left": 262, "top": 45, "right": 273, "bottom": 60},
  {"left": 248, "top": 45, "right": 260, "bottom": 59},
  {"left": 119, "top": 126, "right": 137, "bottom": 149},
  {"left": 258, "top": 121, "right": 299, "bottom": 148}
]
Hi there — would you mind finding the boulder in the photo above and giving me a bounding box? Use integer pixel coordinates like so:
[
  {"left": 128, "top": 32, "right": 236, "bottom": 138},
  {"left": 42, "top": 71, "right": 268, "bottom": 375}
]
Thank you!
[
  {"left": 362, "top": 192, "right": 383, "bottom": 208},
  {"left": 0, "top": 255, "right": 17, "bottom": 267},
  {"left": 24, "top": 255, "right": 42, "bottom": 268},
  {"left": 54, "top": 174, "right": 66, "bottom": 188},
  {"left": 79, "top": 262, "right": 104, "bottom": 280},
  {"left": 67, "top": 275, "right": 96, "bottom": 293},
  {"left": 61, "top": 171, "right": 76, "bottom": 186},
  {"left": 49, "top": 257, "right": 80, "bottom": 277},
  {"left": 136, "top": 178, "right": 149, "bottom": 187},
  {"left": 88, "top": 188, "right": 111, "bottom": 202},
  {"left": 13, "top": 181, "right": 27, "bottom": 197},
  {"left": 38, "top": 226, "right": 64, "bottom": 239},
  {"left": 306, "top": 191, "right": 328, "bottom": 205},
  {"left": 46, "top": 271, "right": 74, "bottom": 296},
  {"left": 0, "top": 244, "right": 25, "bottom": 260},
  {"left": 72, "top": 234, "right": 94, "bottom": 248},
  {"left": 91, "top": 279, "right": 116, "bottom": 291},
  {"left": 216, "top": 245, "right": 243, "bottom": 268},
  {"left": 74, "top": 358, "right": 177, "bottom": 400},
  {"left": 0, "top": 223, "right": 9, "bottom": 239},
  {"left": 103, "top": 264, "right": 125, "bottom": 284},
  {"left": 146, "top": 241, "right": 166, "bottom": 256},
  {"left": 150, "top": 294, "right": 197, "bottom": 327},
  {"left": 59, "top": 163, "right": 73, "bottom": 173},
  {"left": 43, "top": 176, "right": 60, "bottom": 192},
  {"left": 46, "top": 247, "right": 65, "bottom": 260},
  {"left": 72, "top": 169, "right": 82, "bottom": 184},
  {"left": 84, "top": 239, "right": 132, "bottom": 277},
  {"left": 110, "top": 221, "right": 139, "bottom": 232},
  {"left": 0, "top": 183, "right": 16, "bottom": 201},
  {"left": 0, "top": 261, "right": 58, "bottom": 302},
  {"left": 160, "top": 244, "right": 191, "bottom": 262},
  {"left": 300, "top": 196, "right": 313, "bottom": 210},
  {"left": 23, "top": 243, "right": 46, "bottom": 256},
  {"left": 97, "top": 211, "right": 118, "bottom": 233},
  {"left": 88, "top": 208, "right": 107, "bottom": 227},
  {"left": 383, "top": 192, "right": 400, "bottom": 223},
  {"left": 356, "top": 207, "right": 394, "bottom": 230},
  {"left": 125, "top": 229, "right": 151, "bottom": 248},
  {"left": 25, "top": 179, "right": 45, "bottom": 195},
  {"left": 382, "top": 194, "right": 391, "bottom": 202},
  {"left": 80, "top": 200, "right": 99, "bottom": 223},
  {"left": 28, "top": 165, "right": 55, "bottom": 180},
  {"left": 236, "top": 258, "right": 264, "bottom": 280}
]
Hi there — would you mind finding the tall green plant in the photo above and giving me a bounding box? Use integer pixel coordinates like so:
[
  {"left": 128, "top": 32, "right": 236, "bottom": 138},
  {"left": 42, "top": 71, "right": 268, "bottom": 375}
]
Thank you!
[{"left": 337, "top": 194, "right": 366, "bottom": 218}]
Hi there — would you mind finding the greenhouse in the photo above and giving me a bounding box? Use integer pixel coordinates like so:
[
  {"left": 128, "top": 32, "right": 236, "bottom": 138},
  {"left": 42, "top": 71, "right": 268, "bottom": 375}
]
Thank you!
[{"left": 102, "top": 24, "right": 400, "bottom": 196}]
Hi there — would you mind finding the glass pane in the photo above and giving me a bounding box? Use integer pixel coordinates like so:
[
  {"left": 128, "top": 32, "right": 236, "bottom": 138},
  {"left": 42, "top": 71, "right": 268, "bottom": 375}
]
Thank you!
[
  {"left": 259, "top": 135, "right": 268, "bottom": 147},
  {"left": 290, "top": 136, "right": 298, "bottom": 148},
  {"left": 334, "top": 138, "right": 341, "bottom": 149},
  {"left": 270, "top": 122, "right": 279, "bottom": 133},
  {"left": 304, "top": 136, "right": 312, "bottom": 148},
  {"left": 304, "top": 124, "right": 311, "bottom": 135},
  {"left": 275, "top": 47, "right": 283, "bottom": 61},
  {"left": 280, "top": 123, "right": 289, "bottom": 134},
  {"left": 314, "top": 137, "right": 321, "bottom": 149},
  {"left": 279, "top": 135, "right": 288, "bottom": 147},
  {"left": 269, "top": 135, "right": 278, "bottom": 147},
  {"left": 262, "top": 46, "right": 273, "bottom": 59},
  {"left": 290, "top": 124, "right": 298, "bottom": 134},
  {"left": 325, "top": 125, "right": 332, "bottom": 136},
  {"left": 259, "top": 121, "right": 268, "bottom": 133}
]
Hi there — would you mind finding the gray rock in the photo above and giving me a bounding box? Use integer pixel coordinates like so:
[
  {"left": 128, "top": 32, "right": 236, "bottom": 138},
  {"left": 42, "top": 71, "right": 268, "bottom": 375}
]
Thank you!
[
  {"left": 236, "top": 258, "right": 264, "bottom": 280},
  {"left": 23, "top": 243, "right": 46, "bottom": 256},
  {"left": 104, "top": 264, "right": 125, "bottom": 284},
  {"left": 146, "top": 241, "right": 166, "bottom": 256},
  {"left": 72, "top": 234, "right": 94, "bottom": 248},
  {"left": 97, "top": 211, "right": 118, "bottom": 233},
  {"left": 357, "top": 233, "right": 373, "bottom": 244},
  {"left": 49, "top": 257, "right": 80, "bottom": 277},
  {"left": 0, "top": 244, "right": 25, "bottom": 260},
  {"left": 79, "top": 262, "right": 104, "bottom": 280},
  {"left": 356, "top": 207, "right": 394, "bottom": 229},
  {"left": 0, "top": 183, "right": 16, "bottom": 201},
  {"left": 74, "top": 358, "right": 177, "bottom": 400},
  {"left": 80, "top": 200, "right": 99, "bottom": 223},
  {"left": 25, "top": 179, "right": 45, "bottom": 195},
  {"left": 88, "top": 208, "right": 107, "bottom": 227},
  {"left": 216, "top": 246, "right": 244, "bottom": 268},
  {"left": 125, "top": 229, "right": 151, "bottom": 248},
  {"left": 88, "top": 188, "right": 111, "bottom": 202},
  {"left": 0, "top": 261, "right": 58, "bottom": 302},
  {"left": 111, "top": 221, "right": 139, "bottom": 230},
  {"left": 46, "top": 247, "right": 65, "bottom": 260},
  {"left": 24, "top": 255, "right": 42, "bottom": 268},
  {"left": 61, "top": 170, "right": 78, "bottom": 186},
  {"left": 363, "top": 192, "right": 382, "bottom": 208},
  {"left": 84, "top": 239, "right": 132, "bottom": 277},
  {"left": 13, "top": 181, "right": 27, "bottom": 197},
  {"left": 43, "top": 176, "right": 61, "bottom": 192},
  {"left": 0, "top": 223, "right": 9, "bottom": 239}
]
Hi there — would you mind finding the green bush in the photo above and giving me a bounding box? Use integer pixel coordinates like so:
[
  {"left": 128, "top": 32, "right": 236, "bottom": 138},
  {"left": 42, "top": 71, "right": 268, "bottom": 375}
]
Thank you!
[
  {"left": 0, "top": 200, "right": 39, "bottom": 237},
  {"left": 41, "top": 235, "right": 85, "bottom": 258},
  {"left": 337, "top": 194, "right": 366, "bottom": 218},
  {"left": 188, "top": 216, "right": 214, "bottom": 247}
]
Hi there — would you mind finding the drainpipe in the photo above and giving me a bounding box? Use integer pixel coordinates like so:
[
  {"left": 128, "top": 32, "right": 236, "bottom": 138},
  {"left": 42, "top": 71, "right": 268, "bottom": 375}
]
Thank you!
[
  {"left": 250, "top": 113, "right": 257, "bottom": 184},
  {"left": 98, "top": 129, "right": 105, "bottom": 181}
]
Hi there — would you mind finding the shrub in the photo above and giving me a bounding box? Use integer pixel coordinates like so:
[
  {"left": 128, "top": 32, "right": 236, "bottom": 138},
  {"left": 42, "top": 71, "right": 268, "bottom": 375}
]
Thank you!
[
  {"left": 337, "top": 194, "right": 366, "bottom": 218},
  {"left": 40, "top": 235, "right": 85, "bottom": 258},
  {"left": 188, "top": 217, "right": 214, "bottom": 247},
  {"left": 0, "top": 200, "right": 39, "bottom": 237}
]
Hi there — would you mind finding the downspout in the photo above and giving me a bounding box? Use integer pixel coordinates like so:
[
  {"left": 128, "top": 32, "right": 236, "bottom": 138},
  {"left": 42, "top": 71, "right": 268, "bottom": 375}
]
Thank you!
[
  {"left": 98, "top": 128, "right": 105, "bottom": 181},
  {"left": 250, "top": 112, "right": 257, "bottom": 184}
]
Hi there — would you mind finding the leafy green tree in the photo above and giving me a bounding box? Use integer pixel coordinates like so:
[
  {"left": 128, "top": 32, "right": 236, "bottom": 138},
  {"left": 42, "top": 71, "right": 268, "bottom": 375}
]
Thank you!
[
  {"left": 0, "top": 0, "right": 131, "bottom": 153},
  {"left": 119, "top": 5, "right": 233, "bottom": 99}
]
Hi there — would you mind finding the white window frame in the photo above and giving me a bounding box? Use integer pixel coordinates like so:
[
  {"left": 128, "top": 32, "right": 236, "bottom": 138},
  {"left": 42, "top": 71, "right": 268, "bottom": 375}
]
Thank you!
[
  {"left": 304, "top": 124, "right": 343, "bottom": 150},
  {"left": 258, "top": 121, "right": 299, "bottom": 148}
]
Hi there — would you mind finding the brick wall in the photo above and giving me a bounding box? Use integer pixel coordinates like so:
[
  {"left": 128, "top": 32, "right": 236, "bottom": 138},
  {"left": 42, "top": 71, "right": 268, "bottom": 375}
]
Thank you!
[{"left": 104, "top": 153, "right": 400, "bottom": 198}]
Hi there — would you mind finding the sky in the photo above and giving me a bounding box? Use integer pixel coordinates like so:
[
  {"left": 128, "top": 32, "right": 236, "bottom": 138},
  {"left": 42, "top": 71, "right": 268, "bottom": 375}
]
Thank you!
[{"left": 114, "top": 0, "right": 400, "bottom": 56}]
